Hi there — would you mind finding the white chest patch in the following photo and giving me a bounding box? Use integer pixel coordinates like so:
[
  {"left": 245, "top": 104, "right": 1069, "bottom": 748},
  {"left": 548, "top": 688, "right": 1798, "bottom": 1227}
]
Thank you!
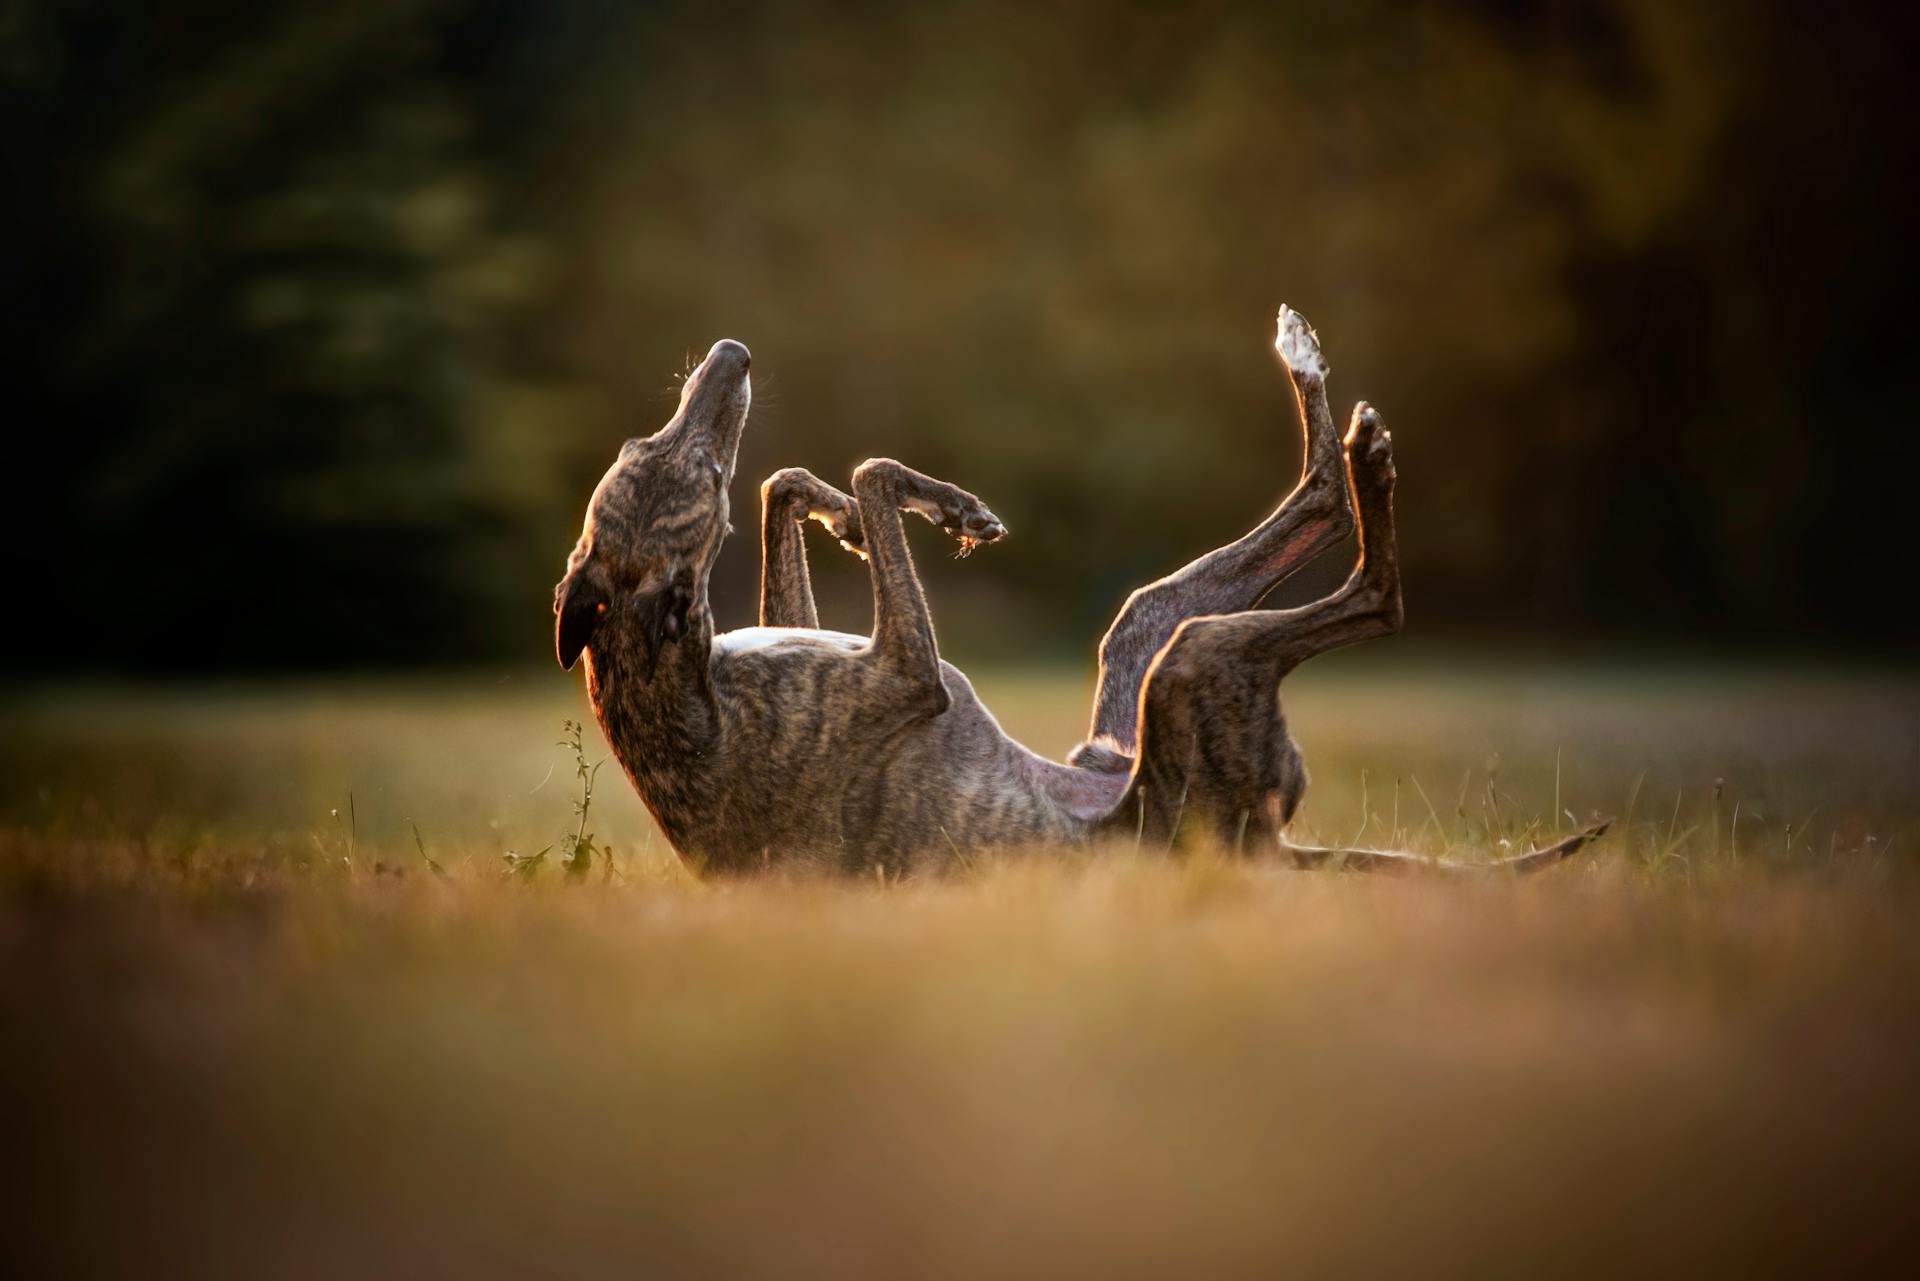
[{"left": 714, "top": 626, "right": 868, "bottom": 656}]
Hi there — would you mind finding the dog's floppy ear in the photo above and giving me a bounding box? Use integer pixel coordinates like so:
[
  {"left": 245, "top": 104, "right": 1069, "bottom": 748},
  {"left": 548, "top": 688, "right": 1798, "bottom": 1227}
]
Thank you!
[{"left": 554, "top": 558, "right": 612, "bottom": 671}]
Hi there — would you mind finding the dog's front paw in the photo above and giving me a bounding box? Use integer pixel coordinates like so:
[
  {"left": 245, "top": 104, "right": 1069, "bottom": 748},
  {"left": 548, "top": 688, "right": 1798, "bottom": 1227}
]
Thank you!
[
  {"left": 810, "top": 500, "right": 866, "bottom": 554},
  {"left": 905, "top": 485, "right": 1007, "bottom": 557},
  {"left": 945, "top": 501, "right": 1006, "bottom": 555}
]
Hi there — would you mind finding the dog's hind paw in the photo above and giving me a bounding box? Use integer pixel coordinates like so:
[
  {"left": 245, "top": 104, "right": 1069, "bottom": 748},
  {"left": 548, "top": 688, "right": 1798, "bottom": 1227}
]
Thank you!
[
  {"left": 1275, "top": 304, "right": 1329, "bottom": 380},
  {"left": 1344, "top": 402, "right": 1395, "bottom": 486}
]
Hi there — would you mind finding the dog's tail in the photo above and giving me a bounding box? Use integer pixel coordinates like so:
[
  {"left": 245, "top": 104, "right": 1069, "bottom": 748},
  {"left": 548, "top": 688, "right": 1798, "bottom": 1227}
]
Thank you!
[{"left": 1282, "top": 819, "right": 1611, "bottom": 874}]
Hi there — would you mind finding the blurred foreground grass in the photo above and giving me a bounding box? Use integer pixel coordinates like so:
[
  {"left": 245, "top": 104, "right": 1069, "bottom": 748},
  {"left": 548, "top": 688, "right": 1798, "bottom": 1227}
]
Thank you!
[{"left": 3, "top": 655, "right": 1917, "bottom": 1278}]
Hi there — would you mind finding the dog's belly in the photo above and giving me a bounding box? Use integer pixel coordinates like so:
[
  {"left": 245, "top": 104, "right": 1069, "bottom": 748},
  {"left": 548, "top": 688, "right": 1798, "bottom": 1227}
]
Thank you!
[
  {"left": 714, "top": 626, "right": 868, "bottom": 657},
  {"left": 832, "top": 681, "right": 1094, "bottom": 868},
  {"left": 700, "top": 634, "right": 1104, "bottom": 871}
]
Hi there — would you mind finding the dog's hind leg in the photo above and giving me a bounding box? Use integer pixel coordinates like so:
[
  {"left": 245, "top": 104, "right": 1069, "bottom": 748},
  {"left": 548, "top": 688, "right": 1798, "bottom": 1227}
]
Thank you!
[
  {"left": 1081, "top": 307, "right": 1356, "bottom": 762},
  {"left": 758, "top": 468, "right": 864, "bottom": 628},
  {"left": 1111, "top": 403, "right": 1403, "bottom": 845},
  {"left": 1112, "top": 407, "right": 1608, "bottom": 872}
]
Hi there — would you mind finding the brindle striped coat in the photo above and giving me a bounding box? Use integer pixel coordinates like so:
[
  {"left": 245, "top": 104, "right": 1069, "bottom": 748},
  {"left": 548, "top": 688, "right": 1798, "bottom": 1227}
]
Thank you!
[{"left": 556, "top": 311, "right": 1605, "bottom": 874}]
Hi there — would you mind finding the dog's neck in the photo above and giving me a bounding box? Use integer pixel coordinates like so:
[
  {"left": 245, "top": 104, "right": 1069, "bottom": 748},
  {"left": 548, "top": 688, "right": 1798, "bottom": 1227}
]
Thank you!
[{"left": 584, "top": 597, "right": 722, "bottom": 847}]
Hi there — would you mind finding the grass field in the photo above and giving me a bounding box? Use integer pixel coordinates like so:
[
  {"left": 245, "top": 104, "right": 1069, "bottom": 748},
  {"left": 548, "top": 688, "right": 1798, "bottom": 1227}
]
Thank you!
[{"left": 4, "top": 653, "right": 1918, "bottom": 1278}]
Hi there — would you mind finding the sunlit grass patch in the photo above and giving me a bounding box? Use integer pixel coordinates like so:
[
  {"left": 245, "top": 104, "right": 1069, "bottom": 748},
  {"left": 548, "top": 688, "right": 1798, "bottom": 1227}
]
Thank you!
[{"left": 2, "top": 659, "right": 1916, "bottom": 1278}]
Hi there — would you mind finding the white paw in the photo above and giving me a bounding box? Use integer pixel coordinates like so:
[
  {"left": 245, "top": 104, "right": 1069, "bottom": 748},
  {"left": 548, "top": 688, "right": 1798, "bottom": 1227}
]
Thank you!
[{"left": 1275, "top": 304, "right": 1329, "bottom": 379}]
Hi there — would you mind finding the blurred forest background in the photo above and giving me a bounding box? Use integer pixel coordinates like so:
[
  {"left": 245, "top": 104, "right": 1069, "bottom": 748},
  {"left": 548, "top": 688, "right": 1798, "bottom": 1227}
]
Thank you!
[{"left": 2, "top": 0, "right": 1912, "bottom": 672}]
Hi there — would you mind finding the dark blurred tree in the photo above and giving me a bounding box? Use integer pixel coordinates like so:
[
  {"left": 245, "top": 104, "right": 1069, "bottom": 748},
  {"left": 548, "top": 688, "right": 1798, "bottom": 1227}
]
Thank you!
[
  {"left": 557, "top": 0, "right": 1907, "bottom": 651},
  {"left": 3, "top": 0, "right": 1911, "bottom": 671},
  {"left": 4, "top": 1, "right": 586, "bottom": 667}
]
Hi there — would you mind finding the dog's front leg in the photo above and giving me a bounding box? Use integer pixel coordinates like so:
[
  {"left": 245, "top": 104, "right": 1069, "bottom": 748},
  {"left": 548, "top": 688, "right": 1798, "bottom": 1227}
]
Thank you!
[
  {"left": 848, "top": 458, "right": 1006, "bottom": 718},
  {"left": 759, "top": 468, "right": 864, "bottom": 628}
]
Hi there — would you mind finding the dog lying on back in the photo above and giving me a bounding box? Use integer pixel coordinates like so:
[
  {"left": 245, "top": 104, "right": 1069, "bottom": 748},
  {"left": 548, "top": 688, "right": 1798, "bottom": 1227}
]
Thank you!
[{"left": 555, "top": 308, "right": 1606, "bottom": 874}]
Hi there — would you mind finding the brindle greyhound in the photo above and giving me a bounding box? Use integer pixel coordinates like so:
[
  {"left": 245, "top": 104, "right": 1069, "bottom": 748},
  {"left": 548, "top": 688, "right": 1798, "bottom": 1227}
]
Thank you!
[{"left": 555, "top": 307, "right": 1607, "bottom": 874}]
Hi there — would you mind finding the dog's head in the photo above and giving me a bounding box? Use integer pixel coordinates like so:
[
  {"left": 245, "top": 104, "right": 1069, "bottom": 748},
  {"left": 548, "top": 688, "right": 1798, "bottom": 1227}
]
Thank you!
[{"left": 554, "top": 339, "right": 751, "bottom": 676}]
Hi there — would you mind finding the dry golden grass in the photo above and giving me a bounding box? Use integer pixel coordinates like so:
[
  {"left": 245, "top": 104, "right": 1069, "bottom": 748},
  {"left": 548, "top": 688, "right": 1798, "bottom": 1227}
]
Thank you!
[{"left": 2, "top": 653, "right": 1916, "bottom": 1278}]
